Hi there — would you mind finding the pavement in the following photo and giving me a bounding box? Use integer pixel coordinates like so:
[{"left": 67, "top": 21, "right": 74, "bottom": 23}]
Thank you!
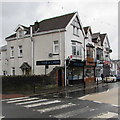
[{"left": 1, "top": 81, "right": 119, "bottom": 99}]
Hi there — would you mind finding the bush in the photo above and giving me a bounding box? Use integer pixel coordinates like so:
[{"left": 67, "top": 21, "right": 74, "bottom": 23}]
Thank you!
[{"left": 2, "top": 75, "right": 56, "bottom": 93}]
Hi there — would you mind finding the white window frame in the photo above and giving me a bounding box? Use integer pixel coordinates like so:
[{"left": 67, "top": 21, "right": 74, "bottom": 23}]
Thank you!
[
  {"left": 18, "top": 45, "right": 23, "bottom": 57},
  {"left": 53, "top": 40, "right": 59, "bottom": 54},
  {"left": 18, "top": 29, "right": 24, "bottom": 38},
  {"left": 72, "top": 41, "right": 82, "bottom": 57},
  {"left": 10, "top": 46, "right": 14, "bottom": 57}
]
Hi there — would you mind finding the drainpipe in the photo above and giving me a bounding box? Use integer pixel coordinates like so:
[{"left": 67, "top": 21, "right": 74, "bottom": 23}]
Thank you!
[{"left": 30, "top": 25, "right": 34, "bottom": 74}]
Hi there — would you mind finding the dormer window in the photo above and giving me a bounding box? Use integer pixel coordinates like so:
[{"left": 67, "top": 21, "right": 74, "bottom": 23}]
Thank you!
[{"left": 18, "top": 29, "right": 24, "bottom": 38}]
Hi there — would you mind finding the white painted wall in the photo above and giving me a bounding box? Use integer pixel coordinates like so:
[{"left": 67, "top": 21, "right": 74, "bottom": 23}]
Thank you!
[
  {"left": 65, "top": 21, "right": 84, "bottom": 60},
  {"left": 7, "top": 37, "right": 32, "bottom": 75},
  {"left": 0, "top": 49, "right": 7, "bottom": 75},
  {"left": 34, "top": 31, "right": 65, "bottom": 75}
]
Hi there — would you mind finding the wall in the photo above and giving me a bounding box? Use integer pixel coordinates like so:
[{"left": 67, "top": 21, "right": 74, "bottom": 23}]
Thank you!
[
  {"left": 7, "top": 37, "right": 32, "bottom": 75},
  {"left": 34, "top": 32, "right": 65, "bottom": 75},
  {"left": 65, "top": 19, "right": 84, "bottom": 60}
]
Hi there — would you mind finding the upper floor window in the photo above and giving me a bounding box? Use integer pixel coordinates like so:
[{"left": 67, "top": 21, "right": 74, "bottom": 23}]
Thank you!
[
  {"left": 73, "top": 26, "right": 79, "bottom": 36},
  {"left": 10, "top": 46, "right": 14, "bottom": 57},
  {"left": 53, "top": 41, "right": 59, "bottom": 54},
  {"left": 18, "top": 29, "right": 24, "bottom": 38},
  {"left": 18, "top": 45, "right": 23, "bottom": 57},
  {"left": 86, "top": 47, "right": 93, "bottom": 58},
  {"left": 72, "top": 41, "right": 82, "bottom": 56}
]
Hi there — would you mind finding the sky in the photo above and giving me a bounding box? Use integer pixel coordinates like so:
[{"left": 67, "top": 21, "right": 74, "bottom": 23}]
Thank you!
[{"left": 0, "top": 0, "right": 119, "bottom": 60}]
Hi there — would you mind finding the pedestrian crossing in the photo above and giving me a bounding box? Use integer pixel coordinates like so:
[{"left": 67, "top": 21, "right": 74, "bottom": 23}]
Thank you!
[{"left": 2, "top": 96, "right": 118, "bottom": 119}]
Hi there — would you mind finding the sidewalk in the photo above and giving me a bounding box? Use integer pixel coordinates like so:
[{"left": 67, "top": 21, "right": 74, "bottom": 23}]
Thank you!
[{"left": 1, "top": 82, "right": 106, "bottom": 99}]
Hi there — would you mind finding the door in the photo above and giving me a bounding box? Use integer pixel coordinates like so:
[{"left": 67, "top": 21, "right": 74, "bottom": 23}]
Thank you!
[{"left": 58, "top": 69, "right": 62, "bottom": 87}]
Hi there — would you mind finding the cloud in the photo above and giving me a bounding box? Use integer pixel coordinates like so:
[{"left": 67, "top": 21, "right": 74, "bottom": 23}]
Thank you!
[{"left": 1, "top": 1, "right": 118, "bottom": 59}]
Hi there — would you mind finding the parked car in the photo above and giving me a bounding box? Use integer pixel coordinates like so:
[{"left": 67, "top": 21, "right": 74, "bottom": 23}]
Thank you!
[{"left": 104, "top": 75, "right": 117, "bottom": 82}]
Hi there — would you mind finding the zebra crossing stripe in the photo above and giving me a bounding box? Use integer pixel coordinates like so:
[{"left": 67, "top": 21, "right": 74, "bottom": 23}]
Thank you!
[
  {"left": 16, "top": 99, "right": 48, "bottom": 105},
  {"left": 7, "top": 97, "right": 39, "bottom": 103},
  {"left": 37, "top": 103, "right": 76, "bottom": 113},
  {"left": 24, "top": 100, "right": 61, "bottom": 108},
  {"left": 53, "top": 106, "right": 90, "bottom": 118},
  {"left": 2, "top": 96, "right": 29, "bottom": 101},
  {"left": 93, "top": 112, "right": 118, "bottom": 118}
]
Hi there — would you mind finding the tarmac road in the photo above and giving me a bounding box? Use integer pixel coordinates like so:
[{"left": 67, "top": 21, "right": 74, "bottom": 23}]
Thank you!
[{"left": 1, "top": 82, "right": 120, "bottom": 119}]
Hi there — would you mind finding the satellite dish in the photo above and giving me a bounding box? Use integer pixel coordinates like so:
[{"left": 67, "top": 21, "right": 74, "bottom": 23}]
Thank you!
[{"left": 49, "top": 53, "right": 53, "bottom": 57}]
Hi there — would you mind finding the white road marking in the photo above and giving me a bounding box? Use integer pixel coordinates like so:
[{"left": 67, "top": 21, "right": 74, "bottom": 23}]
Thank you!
[
  {"left": 2, "top": 96, "right": 29, "bottom": 101},
  {"left": 7, "top": 97, "right": 39, "bottom": 103},
  {"left": 0, "top": 115, "right": 5, "bottom": 119},
  {"left": 107, "top": 89, "right": 110, "bottom": 92},
  {"left": 24, "top": 100, "right": 61, "bottom": 108},
  {"left": 16, "top": 99, "right": 48, "bottom": 105},
  {"left": 93, "top": 101, "right": 102, "bottom": 104},
  {"left": 37, "top": 103, "right": 75, "bottom": 113},
  {"left": 111, "top": 104, "right": 119, "bottom": 107},
  {"left": 53, "top": 106, "right": 90, "bottom": 118},
  {"left": 93, "top": 112, "right": 118, "bottom": 118},
  {"left": 78, "top": 94, "right": 90, "bottom": 99}
]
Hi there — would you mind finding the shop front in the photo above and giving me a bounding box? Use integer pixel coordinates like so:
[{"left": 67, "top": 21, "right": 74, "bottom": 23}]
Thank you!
[
  {"left": 103, "top": 60, "right": 111, "bottom": 77},
  {"left": 95, "top": 60, "right": 103, "bottom": 82},
  {"left": 66, "top": 59, "right": 84, "bottom": 85},
  {"left": 84, "top": 57, "right": 96, "bottom": 85}
]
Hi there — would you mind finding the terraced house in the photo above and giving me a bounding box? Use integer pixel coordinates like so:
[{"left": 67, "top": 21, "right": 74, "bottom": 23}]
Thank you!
[{"left": 1, "top": 12, "right": 112, "bottom": 87}]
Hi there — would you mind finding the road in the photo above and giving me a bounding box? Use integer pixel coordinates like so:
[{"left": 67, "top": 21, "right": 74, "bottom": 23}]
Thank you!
[{"left": 1, "top": 82, "right": 120, "bottom": 119}]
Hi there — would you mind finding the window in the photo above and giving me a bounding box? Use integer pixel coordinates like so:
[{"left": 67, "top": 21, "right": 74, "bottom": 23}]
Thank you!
[
  {"left": 73, "top": 26, "right": 79, "bottom": 36},
  {"left": 72, "top": 41, "right": 82, "bottom": 56},
  {"left": 18, "top": 29, "right": 24, "bottom": 38},
  {"left": 10, "top": 46, "right": 14, "bottom": 57},
  {"left": 18, "top": 45, "right": 23, "bottom": 57},
  {"left": 11, "top": 67, "right": 15, "bottom": 75},
  {"left": 53, "top": 41, "right": 59, "bottom": 54}
]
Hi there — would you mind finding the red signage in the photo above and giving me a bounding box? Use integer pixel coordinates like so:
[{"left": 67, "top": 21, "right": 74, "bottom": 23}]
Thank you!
[{"left": 103, "top": 61, "right": 110, "bottom": 65}]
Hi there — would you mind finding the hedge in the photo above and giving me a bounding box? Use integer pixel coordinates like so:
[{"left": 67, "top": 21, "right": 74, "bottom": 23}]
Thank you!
[{"left": 2, "top": 75, "right": 56, "bottom": 93}]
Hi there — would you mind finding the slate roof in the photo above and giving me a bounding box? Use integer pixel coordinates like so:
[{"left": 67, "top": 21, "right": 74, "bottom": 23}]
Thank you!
[
  {"left": 20, "top": 62, "right": 31, "bottom": 69},
  {"left": 100, "top": 34, "right": 106, "bottom": 46},
  {"left": 83, "top": 26, "right": 92, "bottom": 35},
  {"left": 0, "top": 45, "right": 7, "bottom": 52},
  {"left": 92, "top": 32, "right": 100, "bottom": 43},
  {"left": 6, "top": 12, "right": 76, "bottom": 40}
]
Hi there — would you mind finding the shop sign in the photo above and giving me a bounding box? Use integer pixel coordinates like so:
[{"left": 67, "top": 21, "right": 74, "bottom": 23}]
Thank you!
[
  {"left": 36, "top": 60, "right": 60, "bottom": 65},
  {"left": 66, "top": 60, "right": 84, "bottom": 67},
  {"left": 96, "top": 64, "right": 103, "bottom": 67},
  {"left": 103, "top": 60, "right": 111, "bottom": 65}
]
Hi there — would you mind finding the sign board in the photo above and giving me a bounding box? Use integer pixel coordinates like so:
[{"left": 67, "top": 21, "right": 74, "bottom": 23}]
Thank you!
[
  {"left": 66, "top": 60, "right": 84, "bottom": 67},
  {"left": 36, "top": 60, "right": 60, "bottom": 65}
]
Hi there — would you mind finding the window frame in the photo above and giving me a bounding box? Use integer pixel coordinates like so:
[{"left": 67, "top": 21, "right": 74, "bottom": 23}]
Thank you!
[
  {"left": 18, "top": 45, "right": 23, "bottom": 57},
  {"left": 72, "top": 41, "right": 82, "bottom": 57},
  {"left": 10, "top": 46, "right": 14, "bottom": 58},
  {"left": 53, "top": 40, "right": 59, "bottom": 54}
]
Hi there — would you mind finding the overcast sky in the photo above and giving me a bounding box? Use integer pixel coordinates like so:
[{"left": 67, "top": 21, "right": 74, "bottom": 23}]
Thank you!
[{"left": 0, "top": 0, "right": 119, "bottom": 60}]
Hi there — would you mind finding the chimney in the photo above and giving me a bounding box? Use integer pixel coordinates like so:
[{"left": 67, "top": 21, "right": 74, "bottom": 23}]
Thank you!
[{"left": 34, "top": 20, "right": 39, "bottom": 31}]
